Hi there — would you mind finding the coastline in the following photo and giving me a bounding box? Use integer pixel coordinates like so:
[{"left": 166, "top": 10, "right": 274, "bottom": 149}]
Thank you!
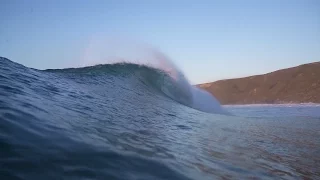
[{"left": 198, "top": 61, "right": 320, "bottom": 105}]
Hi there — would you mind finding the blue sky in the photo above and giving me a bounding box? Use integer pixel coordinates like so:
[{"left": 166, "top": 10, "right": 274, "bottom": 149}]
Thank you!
[{"left": 1, "top": 0, "right": 319, "bottom": 83}]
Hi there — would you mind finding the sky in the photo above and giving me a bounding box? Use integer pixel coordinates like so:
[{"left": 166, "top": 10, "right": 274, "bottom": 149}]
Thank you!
[{"left": 0, "top": 0, "right": 319, "bottom": 84}]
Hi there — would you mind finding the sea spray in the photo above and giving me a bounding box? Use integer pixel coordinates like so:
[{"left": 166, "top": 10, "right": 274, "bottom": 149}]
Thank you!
[{"left": 81, "top": 37, "right": 229, "bottom": 114}]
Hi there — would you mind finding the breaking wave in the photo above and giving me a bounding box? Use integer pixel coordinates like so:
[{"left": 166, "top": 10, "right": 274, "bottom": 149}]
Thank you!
[{"left": 46, "top": 61, "right": 228, "bottom": 115}]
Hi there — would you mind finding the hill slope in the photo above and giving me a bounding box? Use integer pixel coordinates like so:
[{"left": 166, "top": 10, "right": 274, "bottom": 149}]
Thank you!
[{"left": 198, "top": 62, "right": 320, "bottom": 105}]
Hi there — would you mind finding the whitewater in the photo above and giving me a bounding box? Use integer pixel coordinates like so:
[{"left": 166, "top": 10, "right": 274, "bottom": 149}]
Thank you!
[{"left": 0, "top": 55, "right": 319, "bottom": 179}]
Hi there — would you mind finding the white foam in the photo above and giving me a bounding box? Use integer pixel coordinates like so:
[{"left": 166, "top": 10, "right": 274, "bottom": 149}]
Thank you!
[{"left": 225, "top": 103, "right": 320, "bottom": 107}]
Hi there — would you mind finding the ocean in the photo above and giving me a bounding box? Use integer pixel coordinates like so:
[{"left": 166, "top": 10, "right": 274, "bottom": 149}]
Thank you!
[{"left": 1, "top": 56, "right": 319, "bottom": 180}]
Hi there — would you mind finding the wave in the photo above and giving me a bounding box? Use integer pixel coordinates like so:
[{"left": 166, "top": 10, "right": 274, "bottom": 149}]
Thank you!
[{"left": 45, "top": 61, "right": 229, "bottom": 115}]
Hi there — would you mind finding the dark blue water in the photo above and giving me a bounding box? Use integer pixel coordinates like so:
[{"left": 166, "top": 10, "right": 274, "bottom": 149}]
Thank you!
[{"left": 1, "top": 57, "right": 319, "bottom": 179}]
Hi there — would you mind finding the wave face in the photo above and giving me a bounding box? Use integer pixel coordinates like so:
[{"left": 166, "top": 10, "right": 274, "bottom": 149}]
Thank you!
[{"left": 2, "top": 56, "right": 319, "bottom": 180}]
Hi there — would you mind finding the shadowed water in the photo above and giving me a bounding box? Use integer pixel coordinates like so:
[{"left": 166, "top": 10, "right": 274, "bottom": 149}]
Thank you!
[{"left": 1, "top": 57, "right": 319, "bottom": 179}]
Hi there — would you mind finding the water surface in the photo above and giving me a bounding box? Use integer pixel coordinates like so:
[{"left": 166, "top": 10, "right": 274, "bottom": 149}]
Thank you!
[{"left": 1, "top": 57, "right": 319, "bottom": 179}]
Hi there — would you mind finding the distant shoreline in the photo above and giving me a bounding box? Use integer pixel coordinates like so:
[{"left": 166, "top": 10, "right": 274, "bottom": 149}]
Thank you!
[{"left": 198, "top": 61, "right": 320, "bottom": 105}]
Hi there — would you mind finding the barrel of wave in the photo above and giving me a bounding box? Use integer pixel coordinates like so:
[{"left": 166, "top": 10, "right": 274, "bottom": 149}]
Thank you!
[{"left": 158, "top": 64, "right": 229, "bottom": 115}]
